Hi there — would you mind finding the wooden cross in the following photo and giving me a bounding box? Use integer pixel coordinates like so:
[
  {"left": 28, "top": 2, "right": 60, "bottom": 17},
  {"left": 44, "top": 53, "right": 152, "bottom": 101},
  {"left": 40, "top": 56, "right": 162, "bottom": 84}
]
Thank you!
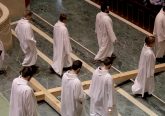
[{"left": 30, "top": 63, "right": 165, "bottom": 114}]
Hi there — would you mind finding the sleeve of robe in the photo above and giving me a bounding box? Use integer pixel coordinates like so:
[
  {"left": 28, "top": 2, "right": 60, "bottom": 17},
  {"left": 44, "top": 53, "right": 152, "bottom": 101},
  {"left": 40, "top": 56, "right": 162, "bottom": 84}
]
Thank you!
[
  {"left": 74, "top": 81, "right": 85, "bottom": 104},
  {"left": 25, "top": 25, "right": 37, "bottom": 51},
  {"left": 95, "top": 14, "right": 99, "bottom": 33},
  {"left": 25, "top": 89, "right": 39, "bottom": 116},
  {"left": 145, "top": 52, "right": 155, "bottom": 78},
  {"left": 107, "top": 76, "right": 114, "bottom": 108},
  {"left": 105, "top": 17, "right": 117, "bottom": 43},
  {"left": 63, "top": 28, "right": 72, "bottom": 54}
]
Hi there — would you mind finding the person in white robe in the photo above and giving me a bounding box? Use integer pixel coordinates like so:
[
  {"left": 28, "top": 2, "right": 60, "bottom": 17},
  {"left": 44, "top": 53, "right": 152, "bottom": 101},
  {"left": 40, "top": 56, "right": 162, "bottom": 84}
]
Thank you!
[
  {"left": 89, "top": 57, "right": 118, "bottom": 116},
  {"left": 153, "top": 6, "right": 165, "bottom": 62},
  {"left": 51, "top": 14, "right": 72, "bottom": 76},
  {"left": 9, "top": 65, "right": 39, "bottom": 116},
  {"left": 94, "top": 3, "right": 117, "bottom": 61},
  {"left": 132, "top": 36, "right": 156, "bottom": 97},
  {"left": 15, "top": 10, "right": 37, "bottom": 66},
  {"left": 61, "top": 60, "right": 85, "bottom": 116},
  {"left": 0, "top": 40, "right": 6, "bottom": 74}
]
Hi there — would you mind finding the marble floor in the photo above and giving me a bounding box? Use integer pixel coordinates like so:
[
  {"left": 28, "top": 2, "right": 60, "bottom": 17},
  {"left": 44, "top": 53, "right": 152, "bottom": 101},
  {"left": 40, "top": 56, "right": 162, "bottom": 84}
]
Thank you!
[{"left": 0, "top": 0, "right": 165, "bottom": 116}]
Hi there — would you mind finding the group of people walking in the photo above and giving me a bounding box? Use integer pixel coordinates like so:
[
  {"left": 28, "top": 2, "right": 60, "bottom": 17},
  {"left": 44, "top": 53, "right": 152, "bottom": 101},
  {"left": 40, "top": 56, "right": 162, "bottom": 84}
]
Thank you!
[{"left": 0, "top": 1, "right": 163, "bottom": 116}]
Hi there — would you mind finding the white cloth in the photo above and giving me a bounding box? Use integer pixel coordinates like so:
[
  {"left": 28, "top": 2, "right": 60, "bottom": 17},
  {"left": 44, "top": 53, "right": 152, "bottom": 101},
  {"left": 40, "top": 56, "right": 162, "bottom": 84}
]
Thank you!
[
  {"left": 94, "top": 12, "right": 117, "bottom": 61},
  {"left": 89, "top": 67, "right": 118, "bottom": 116},
  {"left": 9, "top": 76, "right": 39, "bottom": 116},
  {"left": 0, "top": 40, "right": 4, "bottom": 69},
  {"left": 61, "top": 71, "right": 85, "bottom": 116},
  {"left": 51, "top": 21, "right": 72, "bottom": 75},
  {"left": 153, "top": 9, "right": 165, "bottom": 58},
  {"left": 15, "top": 18, "right": 37, "bottom": 66},
  {"left": 132, "top": 44, "right": 155, "bottom": 97}
]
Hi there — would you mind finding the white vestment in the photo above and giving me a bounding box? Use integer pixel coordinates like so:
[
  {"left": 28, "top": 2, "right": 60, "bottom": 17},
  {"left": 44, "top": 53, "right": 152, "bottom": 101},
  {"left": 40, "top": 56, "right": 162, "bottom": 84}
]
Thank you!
[
  {"left": 153, "top": 9, "right": 165, "bottom": 58},
  {"left": 89, "top": 67, "right": 118, "bottom": 116},
  {"left": 51, "top": 21, "right": 72, "bottom": 75},
  {"left": 15, "top": 18, "right": 37, "bottom": 66},
  {"left": 0, "top": 40, "right": 4, "bottom": 69},
  {"left": 9, "top": 76, "right": 39, "bottom": 116},
  {"left": 61, "top": 71, "right": 85, "bottom": 116},
  {"left": 132, "top": 44, "right": 155, "bottom": 97},
  {"left": 94, "top": 12, "right": 117, "bottom": 61}
]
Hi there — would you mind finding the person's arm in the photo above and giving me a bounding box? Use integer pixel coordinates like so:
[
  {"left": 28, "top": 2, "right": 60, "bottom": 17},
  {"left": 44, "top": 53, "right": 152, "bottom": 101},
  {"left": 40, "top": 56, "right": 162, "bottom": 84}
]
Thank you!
[
  {"left": 25, "top": 89, "right": 39, "bottom": 116},
  {"left": 105, "top": 17, "right": 117, "bottom": 43}
]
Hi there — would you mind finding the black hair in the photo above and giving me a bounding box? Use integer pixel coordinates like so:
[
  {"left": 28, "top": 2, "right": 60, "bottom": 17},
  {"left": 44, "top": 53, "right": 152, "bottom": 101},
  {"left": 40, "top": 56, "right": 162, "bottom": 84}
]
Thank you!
[
  {"left": 59, "top": 13, "right": 67, "bottom": 22},
  {"left": 24, "top": 10, "right": 33, "bottom": 17},
  {"left": 71, "top": 60, "right": 82, "bottom": 71},
  {"left": 20, "top": 65, "right": 39, "bottom": 78},
  {"left": 103, "top": 56, "right": 116, "bottom": 66},
  {"left": 101, "top": 2, "right": 109, "bottom": 12},
  {"left": 145, "top": 36, "right": 155, "bottom": 45}
]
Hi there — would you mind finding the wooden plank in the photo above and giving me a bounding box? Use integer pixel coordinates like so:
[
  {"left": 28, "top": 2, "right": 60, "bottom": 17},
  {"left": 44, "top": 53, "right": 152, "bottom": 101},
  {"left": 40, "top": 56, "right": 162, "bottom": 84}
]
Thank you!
[
  {"left": 48, "top": 87, "right": 61, "bottom": 96},
  {"left": 29, "top": 78, "right": 46, "bottom": 91},
  {"left": 45, "top": 93, "right": 61, "bottom": 114},
  {"left": 34, "top": 91, "right": 45, "bottom": 101}
]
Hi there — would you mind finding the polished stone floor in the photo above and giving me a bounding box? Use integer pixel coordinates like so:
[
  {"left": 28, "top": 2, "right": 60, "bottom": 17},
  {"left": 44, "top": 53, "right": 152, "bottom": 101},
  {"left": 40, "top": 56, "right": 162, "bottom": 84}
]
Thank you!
[{"left": 0, "top": 0, "right": 165, "bottom": 116}]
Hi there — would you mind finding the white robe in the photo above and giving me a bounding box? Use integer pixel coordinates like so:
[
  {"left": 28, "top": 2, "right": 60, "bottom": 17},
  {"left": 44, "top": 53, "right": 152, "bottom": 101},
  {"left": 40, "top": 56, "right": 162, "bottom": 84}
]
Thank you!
[
  {"left": 15, "top": 18, "right": 37, "bottom": 66},
  {"left": 9, "top": 76, "right": 39, "bottom": 116},
  {"left": 0, "top": 40, "right": 4, "bottom": 69},
  {"left": 51, "top": 21, "right": 72, "bottom": 75},
  {"left": 153, "top": 9, "right": 165, "bottom": 58},
  {"left": 89, "top": 67, "right": 118, "bottom": 116},
  {"left": 132, "top": 44, "right": 155, "bottom": 97},
  {"left": 94, "top": 12, "right": 117, "bottom": 61},
  {"left": 61, "top": 71, "right": 85, "bottom": 116}
]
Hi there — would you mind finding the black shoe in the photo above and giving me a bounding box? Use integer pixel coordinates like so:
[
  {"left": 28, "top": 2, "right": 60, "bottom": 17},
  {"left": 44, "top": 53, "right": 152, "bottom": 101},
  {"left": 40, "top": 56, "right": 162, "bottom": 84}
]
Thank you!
[
  {"left": 63, "top": 66, "right": 71, "bottom": 71},
  {"left": 0, "top": 70, "right": 6, "bottom": 75},
  {"left": 49, "top": 66, "right": 55, "bottom": 74},
  {"left": 156, "top": 58, "right": 164, "bottom": 63}
]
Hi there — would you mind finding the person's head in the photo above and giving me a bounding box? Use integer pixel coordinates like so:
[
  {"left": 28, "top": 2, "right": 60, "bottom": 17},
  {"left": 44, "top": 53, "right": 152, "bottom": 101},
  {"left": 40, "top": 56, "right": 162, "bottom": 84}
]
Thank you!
[
  {"left": 24, "top": 10, "right": 33, "bottom": 20},
  {"left": 101, "top": 3, "right": 110, "bottom": 13},
  {"left": 20, "top": 65, "right": 39, "bottom": 81},
  {"left": 59, "top": 13, "right": 67, "bottom": 23},
  {"left": 71, "top": 60, "right": 82, "bottom": 74},
  {"left": 103, "top": 56, "right": 116, "bottom": 69},
  {"left": 145, "top": 36, "right": 155, "bottom": 47}
]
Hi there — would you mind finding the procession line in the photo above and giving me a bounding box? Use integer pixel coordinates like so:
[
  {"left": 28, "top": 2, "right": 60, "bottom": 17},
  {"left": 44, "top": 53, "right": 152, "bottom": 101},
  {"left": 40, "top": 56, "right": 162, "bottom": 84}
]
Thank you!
[{"left": 29, "top": 24, "right": 157, "bottom": 116}]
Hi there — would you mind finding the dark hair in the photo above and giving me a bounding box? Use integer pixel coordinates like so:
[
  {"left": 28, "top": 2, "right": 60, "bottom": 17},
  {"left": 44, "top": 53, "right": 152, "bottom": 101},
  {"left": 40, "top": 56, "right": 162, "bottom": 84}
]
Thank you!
[
  {"left": 24, "top": 10, "right": 33, "bottom": 17},
  {"left": 20, "top": 65, "right": 39, "bottom": 78},
  {"left": 71, "top": 60, "right": 82, "bottom": 70},
  {"left": 163, "top": 5, "right": 165, "bottom": 11},
  {"left": 145, "top": 36, "right": 155, "bottom": 45},
  {"left": 59, "top": 13, "right": 67, "bottom": 22},
  {"left": 101, "top": 3, "right": 109, "bottom": 12},
  {"left": 103, "top": 56, "right": 116, "bottom": 66}
]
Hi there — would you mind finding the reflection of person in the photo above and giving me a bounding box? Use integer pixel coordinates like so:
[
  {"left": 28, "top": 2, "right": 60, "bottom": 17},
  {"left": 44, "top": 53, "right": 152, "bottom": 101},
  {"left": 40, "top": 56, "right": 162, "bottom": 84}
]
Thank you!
[
  {"left": 153, "top": 5, "right": 165, "bottom": 62},
  {"left": 89, "top": 57, "right": 118, "bottom": 116},
  {"left": 0, "top": 40, "right": 5, "bottom": 74},
  {"left": 132, "top": 36, "right": 155, "bottom": 97},
  {"left": 51, "top": 14, "right": 72, "bottom": 76},
  {"left": 61, "top": 60, "right": 85, "bottom": 116},
  {"left": 94, "top": 3, "right": 117, "bottom": 61},
  {"left": 15, "top": 11, "right": 37, "bottom": 66},
  {"left": 9, "top": 66, "right": 39, "bottom": 116},
  {"left": 150, "top": 0, "right": 164, "bottom": 5}
]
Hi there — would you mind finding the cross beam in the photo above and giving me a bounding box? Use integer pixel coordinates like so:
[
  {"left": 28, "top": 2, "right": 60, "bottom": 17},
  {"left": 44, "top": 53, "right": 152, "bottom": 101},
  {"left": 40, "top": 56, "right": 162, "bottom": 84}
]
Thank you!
[{"left": 30, "top": 63, "right": 165, "bottom": 114}]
